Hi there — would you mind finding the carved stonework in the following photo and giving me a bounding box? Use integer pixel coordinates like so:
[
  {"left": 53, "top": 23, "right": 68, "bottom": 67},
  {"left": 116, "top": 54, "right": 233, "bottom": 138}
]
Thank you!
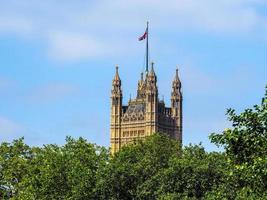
[{"left": 110, "top": 64, "right": 183, "bottom": 154}]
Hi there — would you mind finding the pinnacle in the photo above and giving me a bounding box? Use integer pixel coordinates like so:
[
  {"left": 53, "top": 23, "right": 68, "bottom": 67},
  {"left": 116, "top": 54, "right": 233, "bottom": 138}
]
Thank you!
[
  {"left": 149, "top": 61, "right": 156, "bottom": 76},
  {"left": 113, "top": 65, "right": 121, "bottom": 81}
]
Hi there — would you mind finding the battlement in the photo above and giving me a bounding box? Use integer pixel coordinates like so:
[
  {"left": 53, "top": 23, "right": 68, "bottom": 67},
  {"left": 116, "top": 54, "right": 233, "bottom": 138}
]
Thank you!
[{"left": 110, "top": 64, "right": 182, "bottom": 154}]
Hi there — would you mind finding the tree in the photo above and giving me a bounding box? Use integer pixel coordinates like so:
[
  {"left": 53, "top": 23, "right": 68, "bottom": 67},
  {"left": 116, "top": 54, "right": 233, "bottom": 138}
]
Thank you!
[
  {"left": 1, "top": 87, "right": 266, "bottom": 199},
  {"left": 0, "top": 138, "right": 33, "bottom": 198},
  {"left": 157, "top": 145, "right": 226, "bottom": 199},
  {"left": 95, "top": 134, "right": 181, "bottom": 200},
  {"left": 209, "top": 86, "right": 267, "bottom": 199},
  {"left": 95, "top": 134, "right": 226, "bottom": 200},
  {"left": 16, "top": 137, "right": 108, "bottom": 200}
]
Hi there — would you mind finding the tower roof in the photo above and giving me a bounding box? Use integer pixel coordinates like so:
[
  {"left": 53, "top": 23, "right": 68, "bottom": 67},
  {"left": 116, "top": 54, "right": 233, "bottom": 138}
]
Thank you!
[
  {"left": 173, "top": 67, "right": 181, "bottom": 85},
  {"left": 113, "top": 65, "right": 120, "bottom": 81},
  {"left": 149, "top": 62, "right": 156, "bottom": 77},
  {"left": 112, "top": 65, "right": 121, "bottom": 88}
]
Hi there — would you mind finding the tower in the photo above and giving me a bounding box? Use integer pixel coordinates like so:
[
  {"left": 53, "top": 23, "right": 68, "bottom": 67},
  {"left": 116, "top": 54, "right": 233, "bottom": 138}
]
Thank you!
[
  {"left": 110, "top": 65, "right": 183, "bottom": 154},
  {"left": 145, "top": 62, "right": 158, "bottom": 135},
  {"left": 171, "top": 68, "right": 183, "bottom": 143},
  {"left": 110, "top": 24, "right": 183, "bottom": 154},
  {"left": 110, "top": 65, "right": 122, "bottom": 154}
]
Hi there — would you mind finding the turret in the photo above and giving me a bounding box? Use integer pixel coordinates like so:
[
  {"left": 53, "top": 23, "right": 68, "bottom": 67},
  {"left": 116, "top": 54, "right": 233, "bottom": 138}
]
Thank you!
[
  {"left": 137, "top": 72, "right": 146, "bottom": 99},
  {"left": 145, "top": 62, "right": 158, "bottom": 135},
  {"left": 171, "top": 67, "right": 182, "bottom": 142},
  {"left": 111, "top": 65, "right": 122, "bottom": 108},
  {"left": 110, "top": 65, "right": 123, "bottom": 154}
]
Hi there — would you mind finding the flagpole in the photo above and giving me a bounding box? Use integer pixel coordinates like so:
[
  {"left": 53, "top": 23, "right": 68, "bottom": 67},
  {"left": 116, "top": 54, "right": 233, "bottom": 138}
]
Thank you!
[{"left": 146, "top": 21, "right": 149, "bottom": 73}]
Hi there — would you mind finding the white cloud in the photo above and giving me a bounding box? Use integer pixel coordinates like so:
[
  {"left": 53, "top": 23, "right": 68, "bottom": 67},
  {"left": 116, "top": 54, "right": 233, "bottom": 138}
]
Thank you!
[
  {"left": 47, "top": 31, "right": 121, "bottom": 61},
  {"left": 0, "top": 0, "right": 266, "bottom": 61},
  {"left": 0, "top": 16, "right": 33, "bottom": 35},
  {"left": 30, "top": 83, "right": 79, "bottom": 103},
  {"left": 181, "top": 0, "right": 263, "bottom": 31}
]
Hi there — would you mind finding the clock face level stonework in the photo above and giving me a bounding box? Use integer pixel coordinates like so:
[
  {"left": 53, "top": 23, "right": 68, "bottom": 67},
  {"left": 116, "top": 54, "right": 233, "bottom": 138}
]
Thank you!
[{"left": 110, "top": 64, "right": 182, "bottom": 154}]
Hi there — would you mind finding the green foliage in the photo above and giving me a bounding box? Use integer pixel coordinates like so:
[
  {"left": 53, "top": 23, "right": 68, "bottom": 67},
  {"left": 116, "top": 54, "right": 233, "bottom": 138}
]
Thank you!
[
  {"left": 0, "top": 138, "right": 32, "bottom": 198},
  {"left": 95, "top": 134, "right": 181, "bottom": 199},
  {"left": 0, "top": 137, "right": 108, "bottom": 200},
  {"left": 28, "top": 137, "right": 108, "bottom": 200},
  {"left": 0, "top": 87, "right": 266, "bottom": 199},
  {"left": 153, "top": 146, "right": 226, "bottom": 199},
  {"left": 209, "top": 86, "right": 267, "bottom": 199}
]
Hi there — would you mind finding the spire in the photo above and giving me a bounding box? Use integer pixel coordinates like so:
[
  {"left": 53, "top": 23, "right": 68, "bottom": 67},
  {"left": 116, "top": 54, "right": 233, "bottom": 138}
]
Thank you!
[
  {"left": 137, "top": 71, "right": 145, "bottom": 99},
  {"left": 149, "top": 61, "right": 156, "bottom": 77},
  {"left": 171, "top": 66, "right": 183, "bottom": 142},
  {"left": 173, "top": 66, "right": 181, "bottom": 87},
  {"left": 175, "top": 68, "right": 179, "bottom": 80},
  {"left": 138, "top": 71, "right": 144, "bottom": 83},
  {"left": 113, "top": 65, "right": 120, "bottom": 82},
  {"left": 172, "top": 66, "right": 182, "bottom": 101},
  {"left": 146, "top": 61, "right": 157, "bottom": 96},
  {"left": 113, "top": 65, "right": 121, "bottom": 86}
]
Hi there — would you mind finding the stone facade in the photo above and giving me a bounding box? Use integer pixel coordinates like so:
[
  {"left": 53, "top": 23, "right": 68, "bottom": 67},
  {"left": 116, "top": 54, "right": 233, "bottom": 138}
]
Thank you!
[{"left": 110, "top": 63, "right": 182, "bottom": 154}]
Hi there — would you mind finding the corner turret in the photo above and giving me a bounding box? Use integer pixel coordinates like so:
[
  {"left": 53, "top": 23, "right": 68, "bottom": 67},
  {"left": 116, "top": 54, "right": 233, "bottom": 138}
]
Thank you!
[
  {"left": 171, "top": 67, "right": 182, "bottom": 142},
  {"left": 145, "top": 62, "right": 158, "bottom": 135},
  {"left": 110, "top": 65, "right": 123, "bottom": 154}
]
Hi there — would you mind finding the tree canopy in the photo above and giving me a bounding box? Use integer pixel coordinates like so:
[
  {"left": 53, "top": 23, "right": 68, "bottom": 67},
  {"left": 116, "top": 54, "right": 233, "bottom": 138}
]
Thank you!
[{"left": 0, "top": 87, "right": 266, "bottom": 199}]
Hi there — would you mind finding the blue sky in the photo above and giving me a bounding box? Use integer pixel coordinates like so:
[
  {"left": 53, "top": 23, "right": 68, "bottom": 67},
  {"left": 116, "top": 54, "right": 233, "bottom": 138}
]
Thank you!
[{"left": 0, "top": 0, "right": 266, "bottom": 151}]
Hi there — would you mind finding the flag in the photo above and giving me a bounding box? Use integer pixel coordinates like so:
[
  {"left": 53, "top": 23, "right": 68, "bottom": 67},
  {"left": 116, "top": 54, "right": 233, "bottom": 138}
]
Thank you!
[{"left": 138, "top": 28, "right": 147, "bottom": 41}]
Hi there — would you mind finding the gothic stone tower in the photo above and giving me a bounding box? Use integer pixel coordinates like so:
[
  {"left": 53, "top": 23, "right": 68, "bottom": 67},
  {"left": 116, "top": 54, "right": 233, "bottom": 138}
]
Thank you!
[{"left": 110, "top": 63, "right": 182, "bottom": 154}]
